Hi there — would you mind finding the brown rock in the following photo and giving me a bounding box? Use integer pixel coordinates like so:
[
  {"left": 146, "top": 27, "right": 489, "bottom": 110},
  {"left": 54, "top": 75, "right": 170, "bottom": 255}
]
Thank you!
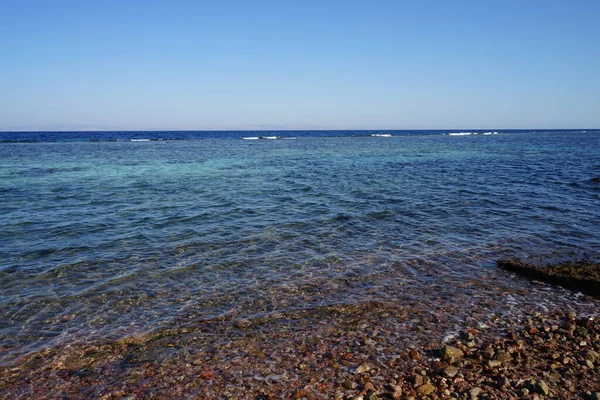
[
  {"left": 443, "top": 366, "right": 459, "bottom": 378},
  {"left": 469, "top": 387, "right": 482, "bottom": 398},
  {"left": 416, "top": 383, "right": 435, "bottom": 395},
  {"left": 365, "top": 390, "right": 378, "bottom": 400},
  {"left": 497, "top": 376, "right": 511, "bottom": 388},
  {"left": 494, "top": 351, "right": 512, "bottom": 363},
  {"left": 481, "top": 349, "right": 495, "bottom": 359},
  {"left": 390, "top": 385, "right": 402, "bottom": 400},
  {"left": 464, "top": 330, "right": 476, "bottom": 340},
  {"left": 235, "top": 319, "right": 252, "bottom": 328},
  {"left": 533, "top": 380, "right": 549, "bottom": 396},
  {"left": 585, "top": 350, "right": 599, "bottom": 363},
  {"left": 412, "top": 374, "right": 424, "bottom": 386},
  {"left": 200, "top": 370, "right": 216, "bottom": 379},
  {"left": 409, "top": 349, "right": 421, "bottom": 360},
  {"left": 291, "top": 388, "right": 311, "bottom": 400},
  {"left": 344, "top": 379, "right": 357, "bottom": 389},
  {"left": 354, "top": 363, "right": 374, "bottom": 374},
  {"left": 442, "top": 345, "right": 464, "bottom": 362}
]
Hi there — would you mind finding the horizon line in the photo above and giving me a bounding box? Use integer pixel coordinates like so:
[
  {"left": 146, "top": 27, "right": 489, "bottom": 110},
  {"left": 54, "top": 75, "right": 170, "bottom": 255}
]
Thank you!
[{"left": 1, "top": 128, "right": 598, "bottom": 133}]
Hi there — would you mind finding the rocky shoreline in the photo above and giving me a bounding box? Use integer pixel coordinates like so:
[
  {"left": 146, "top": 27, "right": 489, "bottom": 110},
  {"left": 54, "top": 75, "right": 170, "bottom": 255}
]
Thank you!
[
  {"left": 498, "top": 259, "right": 600, "bottom": 298},
  {"left": 2, "top": 258, "right": 600, "bottom": 399},
  {"left": 1, "top": 297, "right": 599, "bottom": 399}
]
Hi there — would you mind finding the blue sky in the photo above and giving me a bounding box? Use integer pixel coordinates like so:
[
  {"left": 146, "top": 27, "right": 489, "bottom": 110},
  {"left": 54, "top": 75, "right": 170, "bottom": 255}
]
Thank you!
[{"left": 1, "top": 0, "right": 599, "bottom": 131}]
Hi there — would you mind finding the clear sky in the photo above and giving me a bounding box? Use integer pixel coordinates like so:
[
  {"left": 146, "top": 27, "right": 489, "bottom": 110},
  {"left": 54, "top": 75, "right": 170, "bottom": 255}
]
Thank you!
[{"left": 1, "top": 0, "right": 599, "bottom": 131}]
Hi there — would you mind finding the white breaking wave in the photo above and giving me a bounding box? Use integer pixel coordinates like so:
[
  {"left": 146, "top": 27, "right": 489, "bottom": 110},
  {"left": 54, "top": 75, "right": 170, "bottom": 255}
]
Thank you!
[
  {"left": 243, "top": 136, "right": 291, "bottom": 140},
  {"left": 445, "top": 131, "right": 498, "bottom": 136},
  {"left": 130, "top": 139, "right": 151, "bottom": 142},
  {"left": 372, "top": 134, "right": 393, "bottom": 137}
]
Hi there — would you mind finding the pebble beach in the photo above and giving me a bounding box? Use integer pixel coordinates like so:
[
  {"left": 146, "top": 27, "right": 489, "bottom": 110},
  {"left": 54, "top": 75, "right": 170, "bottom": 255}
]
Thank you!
[{"left": 1, "top": 286, "right": 599, "bottom": 399}]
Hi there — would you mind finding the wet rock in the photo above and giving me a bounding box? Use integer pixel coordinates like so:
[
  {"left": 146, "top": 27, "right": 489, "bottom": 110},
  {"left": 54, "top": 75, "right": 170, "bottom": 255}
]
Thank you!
[
  {"left": 390, "top": 385, "right": 402, "bottom": 399},
  {"left": 469, "top": 387, "right": 482, "bottom": 399},
  {"left": 367, "top": 392, "right": 380, "bottom": 400},
  {"left": 291, "top": 387, "right": 314, "bottom": 400},
  {"left": 412, "top": 374, "right": 424, "bottom": 386},
  {"left": 441, "top": 345, "right": 464, "bottom": 362},
  {"left": 354, "top": 363, "right": 374, "bottom": 374},
  {"left": 497, "top": 258, "right": 600, "bottom": 298},
  {"left": 235, "top": 319, "right": 252, "bottom": 329},
  {"left": 533, "top": 380, "right": 549, "bottom": 396},
  {"left": 344, "top": 379, "right": 357, "bottom": 389},
  {"left": 416, "top": 383, "right": 435, "bottom": 395},
  {"left": 200, "top": 370, "right": 216, "bottom": 379},
  {"left": 462, "top": 330, "right": 476, "bottom": 341},
  {"left": 585, "top": 350, "right": 600, "bottom": 363},
  {"left": 494, "top": 351, "right": 512, "bottom": 363},
  {"left": 481, "top": 349, "right": 495, "bottom": 360},
  {"left": 408, "top": 349, "right": 420, "bottom": 360},
  {"left": 487, "top": 360, "right": 501, "bottom": 368},
  {"left": 576, "top": 326, "right": 589, "bottom": 336},
  {"left": 442, "top": 366, "right": 459, "bottom": 378},
  {"left": 497, "top": 376, "right": 511, "bottom": 388}
]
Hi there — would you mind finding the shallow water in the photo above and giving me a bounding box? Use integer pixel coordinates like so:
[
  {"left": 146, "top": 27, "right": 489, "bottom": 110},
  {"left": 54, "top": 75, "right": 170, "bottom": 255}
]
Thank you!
[{"left": 1, "top": 130, "right": 599, "bottom": 365}]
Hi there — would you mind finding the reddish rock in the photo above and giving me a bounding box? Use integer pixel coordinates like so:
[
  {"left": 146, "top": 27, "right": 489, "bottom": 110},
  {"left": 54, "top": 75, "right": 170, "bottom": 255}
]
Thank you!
[{"left": 200, "top": 370, "right": 216, "bottom": 379}]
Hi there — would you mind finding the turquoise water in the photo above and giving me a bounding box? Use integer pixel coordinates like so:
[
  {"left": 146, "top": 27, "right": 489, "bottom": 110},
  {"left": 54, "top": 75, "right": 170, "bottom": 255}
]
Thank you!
[{"left": 1, "top": 131, "right": 599, "bottom": 364}]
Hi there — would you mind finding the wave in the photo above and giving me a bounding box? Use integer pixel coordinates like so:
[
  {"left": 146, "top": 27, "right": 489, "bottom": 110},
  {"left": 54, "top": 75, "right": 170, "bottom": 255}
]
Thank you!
[
  {"left": 445, "top": 132, "right": 498, "bottom": 136},
  {"left": 242, "top": 136, "right": 297, "bottom": 140},
  {"left": 3, "top": 130, "right": 597, "bottom": 144}
]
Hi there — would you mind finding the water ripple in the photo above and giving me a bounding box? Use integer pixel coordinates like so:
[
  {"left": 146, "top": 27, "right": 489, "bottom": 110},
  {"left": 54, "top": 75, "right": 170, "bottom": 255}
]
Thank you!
[{"left": 0, "top": 131, "right": 599, "bottom": 364}]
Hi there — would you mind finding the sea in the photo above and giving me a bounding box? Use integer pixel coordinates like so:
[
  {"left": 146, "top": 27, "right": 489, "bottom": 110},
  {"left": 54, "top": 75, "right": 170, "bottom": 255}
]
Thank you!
[{"left": 1, "top": 129, "right": 599, "bottom": 366}]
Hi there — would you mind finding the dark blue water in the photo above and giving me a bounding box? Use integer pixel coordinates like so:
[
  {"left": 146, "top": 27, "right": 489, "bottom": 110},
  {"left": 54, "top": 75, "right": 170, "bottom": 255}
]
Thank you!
[
  {"left": 0, "top": 129, "right": 597, "bottom": 142},
  {"left": 1, "top": 130, "right": 599, "bottom": 364}
]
